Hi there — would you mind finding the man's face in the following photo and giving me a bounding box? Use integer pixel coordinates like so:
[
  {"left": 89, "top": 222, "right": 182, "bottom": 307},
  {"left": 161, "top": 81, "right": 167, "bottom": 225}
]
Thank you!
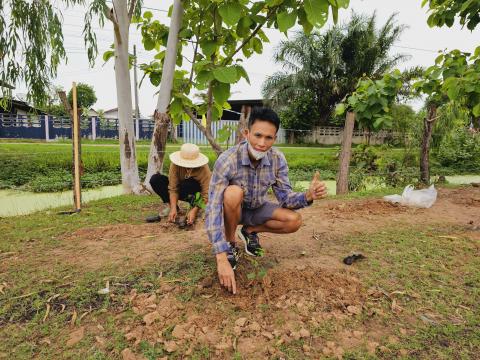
[{"left": 244, "top": 119, "right": 277, "bottom": 153}]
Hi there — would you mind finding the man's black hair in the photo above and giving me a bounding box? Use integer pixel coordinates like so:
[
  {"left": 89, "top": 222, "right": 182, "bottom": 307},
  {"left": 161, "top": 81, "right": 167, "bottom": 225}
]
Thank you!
[{"left": 248, "top": 107, "right": 280, "bottom": 132}]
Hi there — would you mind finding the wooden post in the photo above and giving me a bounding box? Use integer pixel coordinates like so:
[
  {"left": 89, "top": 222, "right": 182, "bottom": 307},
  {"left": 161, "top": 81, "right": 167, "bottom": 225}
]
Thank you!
[
  {"left": 72, "top": 83, "right": 82, "bottom": 211},
  {"left": 336, "top": 111, "right": 355, "bottom": 195}
]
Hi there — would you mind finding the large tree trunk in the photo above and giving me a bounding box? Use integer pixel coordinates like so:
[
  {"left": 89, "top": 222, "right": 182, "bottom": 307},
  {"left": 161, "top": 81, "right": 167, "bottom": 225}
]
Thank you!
[
  {"left": 420, "top": 105, "right": 437, "bottom": 185},
  {"left": 144, "top": 0, "right": 183, "bottom": 190},
  {"left": 111, "top": 0, "right": 141, "bottom": 194},
  {"left": 235, "top": 105, "right": 250, "bottom": 144},
  {"left": 336, "top": 111, "right": 355, "bottom": 195}
]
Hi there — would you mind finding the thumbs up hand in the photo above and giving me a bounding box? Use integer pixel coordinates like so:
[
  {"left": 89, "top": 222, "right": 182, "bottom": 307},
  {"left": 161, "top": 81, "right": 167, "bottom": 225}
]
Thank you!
[{"left": 306, "top": 171, "right": 328, "bottom": 202}]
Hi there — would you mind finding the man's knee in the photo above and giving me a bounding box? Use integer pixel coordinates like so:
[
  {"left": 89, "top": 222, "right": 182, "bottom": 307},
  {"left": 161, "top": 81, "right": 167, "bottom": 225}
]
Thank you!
[
  {"left": 287, "top": 211, "right": 302, "bottom": 232},
  {"left": 223, "top": 185, "right": 243, "bottom": 208}
]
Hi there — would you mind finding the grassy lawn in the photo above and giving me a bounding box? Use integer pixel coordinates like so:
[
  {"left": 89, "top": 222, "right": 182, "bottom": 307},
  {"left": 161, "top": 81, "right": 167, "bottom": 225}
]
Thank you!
[
  {"left": 1, "top": 186, "right": 479, "bottom": 359},
  {"left": 0, "top": 141, "right": 343, "bottom": 192}
]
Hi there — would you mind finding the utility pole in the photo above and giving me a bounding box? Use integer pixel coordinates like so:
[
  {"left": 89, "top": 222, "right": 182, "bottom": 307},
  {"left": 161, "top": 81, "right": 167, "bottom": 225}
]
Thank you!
[{"left": 133, "top": 45, "right": 140, "bottom": 140}]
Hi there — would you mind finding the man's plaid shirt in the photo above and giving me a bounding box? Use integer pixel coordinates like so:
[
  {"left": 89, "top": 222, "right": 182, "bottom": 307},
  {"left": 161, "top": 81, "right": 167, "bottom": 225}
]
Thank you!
[{"left": 205, "top": 141, "right": 310, "bottom": 254}]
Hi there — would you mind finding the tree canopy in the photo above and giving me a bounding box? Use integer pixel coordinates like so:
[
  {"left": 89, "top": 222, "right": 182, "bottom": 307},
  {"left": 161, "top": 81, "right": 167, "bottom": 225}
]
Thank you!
[
  {"left": 262, "top": 11, "right": 407, "bottom": 127},
  {"left": 423, "top": 0, "right": 480, "bottom": 30}
]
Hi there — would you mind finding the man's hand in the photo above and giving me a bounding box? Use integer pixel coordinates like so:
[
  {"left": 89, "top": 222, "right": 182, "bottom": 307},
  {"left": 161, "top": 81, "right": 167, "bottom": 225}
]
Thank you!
[
  {"left": 216, "top": 253, "right": 237, "bottom": 294},
  {"left": 168, "top": 207, "right": 177, "bottom": 223},
  {"left": 306, "top": 171, "right": 328, "bottom": 202},
  {"left": 186, "top": 207, "right": 199, "bottom": 225}
]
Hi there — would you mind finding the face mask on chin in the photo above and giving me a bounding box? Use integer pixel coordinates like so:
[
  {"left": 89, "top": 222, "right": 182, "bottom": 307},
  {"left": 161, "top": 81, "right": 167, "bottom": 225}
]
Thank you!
[{"left": 248, "top": 142, "right": 267, "bottom": 160}]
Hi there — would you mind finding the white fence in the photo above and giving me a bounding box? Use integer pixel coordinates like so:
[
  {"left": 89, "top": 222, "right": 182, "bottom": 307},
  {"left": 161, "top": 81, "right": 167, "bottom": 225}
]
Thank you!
[{"left": 181, "top": 120, "right": 286, "bottom": 144}]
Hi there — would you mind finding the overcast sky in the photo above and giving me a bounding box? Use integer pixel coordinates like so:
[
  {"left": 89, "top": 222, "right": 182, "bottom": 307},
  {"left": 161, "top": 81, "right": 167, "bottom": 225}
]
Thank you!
[{"left": 14, "top": 0, "right": 480, "bottom": 115}]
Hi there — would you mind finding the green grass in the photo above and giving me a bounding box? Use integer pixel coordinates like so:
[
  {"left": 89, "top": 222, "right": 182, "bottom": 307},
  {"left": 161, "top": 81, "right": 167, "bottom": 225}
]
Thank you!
[
  {"left": 340, "top": 226, "right": 480, "bottom": 359},
  {"left": 0, "top": 142, "right": 341, "bottom": 192},
  {"left": 1, "top": 186, "right": 479, "bottom": 358}
]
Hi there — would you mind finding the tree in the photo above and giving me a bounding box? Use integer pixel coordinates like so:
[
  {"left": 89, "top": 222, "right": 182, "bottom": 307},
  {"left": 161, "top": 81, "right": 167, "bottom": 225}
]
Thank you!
[
  {"left": 335, "top": 70, "right": 403, "bottom": 194},
  {"left": 67, "top": 83, "right": 97, "bottom": 111},
  {"left": 262, "top": 12, "right": 407, "bottom": 127},
  {"left": 414, "top": 47, "right": 480, "bottom": 183},
  {"left": 423, "top": 0, "right": 480, "bottom": 30},
  {"left": 85, "top": 0, "right": 143, "bottom": 194},
  {"left": 137, "top": 0, "right": 351, "bottom": 177},
  {"left": 0, "top": 0, "right": 84, "bottom": 107}
]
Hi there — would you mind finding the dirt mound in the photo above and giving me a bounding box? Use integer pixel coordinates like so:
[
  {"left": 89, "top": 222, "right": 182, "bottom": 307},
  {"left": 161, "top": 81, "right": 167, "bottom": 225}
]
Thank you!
[{"left": 119, "top": 266, "right": 365, "bottom": 358}]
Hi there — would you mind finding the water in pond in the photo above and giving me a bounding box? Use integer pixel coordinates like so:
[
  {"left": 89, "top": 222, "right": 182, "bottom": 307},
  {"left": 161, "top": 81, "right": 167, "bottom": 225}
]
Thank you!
[
  {"left": 0, "top": 185, "right": 124, "bottom": 217},
  {"left": 1, "top": 175, "right": 479, "bottom": 217}
]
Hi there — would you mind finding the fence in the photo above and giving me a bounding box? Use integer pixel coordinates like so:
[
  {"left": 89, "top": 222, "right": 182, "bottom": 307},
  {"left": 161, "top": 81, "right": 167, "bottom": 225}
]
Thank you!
[
  {"left": 181, "top": 119, "right": 286, "bottom": 144},
  {"left": 0, "top": 114, "right": 288, "bottom": 144},
  {"left": 1, "top": 114, "right": 396, "bottom": 145},
  {"left": 284, "top": 126, "right": 397, "bottom": 145},
  {"left": 0, "top": 114, "right": 167, "bottom": 141}
]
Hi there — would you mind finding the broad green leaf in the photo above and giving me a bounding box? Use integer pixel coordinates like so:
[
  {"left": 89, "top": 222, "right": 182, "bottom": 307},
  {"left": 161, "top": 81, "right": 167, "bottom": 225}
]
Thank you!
[
  {"left": 252, "top": 37, "right": 263, "bottom": 54},
  {"left": 473, "top": 103, "right": 480, "bottom": 117},
  {"left": 297, "top": 8, "right": 314, "bottom": 34},
  {"left": 213, "top": 66, "right": 238, "bottom": 83},
  {"left": 196, "top": 70, "right": 214, "bottom": 89},
  {"left": 143, "top": 36, "right": 155, "bottom": 51},
  {"left": 237, "top": 16, "right": 253, "bottom": 37},
  {"left": 218, "top": 2, "right": 243, "bottom": 26},
  {"left": 213, "top": 82, "right": 231, "bottom": 104},
  {"left": 304, "top": 0, "right": 329, "bottom": 26},
  {"left": 277, "top": 11, "right": 296, "bottom": 32},
  {"left": 169, "top": 98, "right": 183, "bottom": 115},
  {"left": 335, "top": 103, "right": 346, "bottom": 115},
  {"left": 143, "top": 11, "right": 153, "bottom": 20},
  {"left": 200, "top": 40, "right": 217, "bottom": 57},
  {"left": 235, "top": 65, "right": 250, "bottom": 84}
]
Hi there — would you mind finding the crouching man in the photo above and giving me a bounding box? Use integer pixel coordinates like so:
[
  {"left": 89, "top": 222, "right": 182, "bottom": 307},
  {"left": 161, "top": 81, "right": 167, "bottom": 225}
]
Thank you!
[{"left": 205, "top": 107, "right": 328, "bottom": 294}]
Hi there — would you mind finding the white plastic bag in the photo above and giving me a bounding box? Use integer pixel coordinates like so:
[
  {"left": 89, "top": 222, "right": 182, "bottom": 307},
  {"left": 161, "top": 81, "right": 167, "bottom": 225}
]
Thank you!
[{"left": 383, "top": 184, "right": 437, "bottom": 208}]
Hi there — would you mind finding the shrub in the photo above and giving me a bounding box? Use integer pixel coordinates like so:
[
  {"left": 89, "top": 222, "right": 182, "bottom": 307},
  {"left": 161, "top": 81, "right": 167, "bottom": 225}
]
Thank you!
[{"left": 437, "top": 129, "right": 480, "bottom": 172}]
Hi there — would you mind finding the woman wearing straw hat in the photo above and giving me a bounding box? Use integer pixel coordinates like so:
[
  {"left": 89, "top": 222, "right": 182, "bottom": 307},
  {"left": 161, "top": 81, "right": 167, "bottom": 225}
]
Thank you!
[{"left": 147, "top": 143, "right": 211, "bottom": 225}]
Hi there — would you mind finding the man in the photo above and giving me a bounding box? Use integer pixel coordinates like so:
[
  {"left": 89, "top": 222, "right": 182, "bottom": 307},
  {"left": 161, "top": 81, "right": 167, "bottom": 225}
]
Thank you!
[
  {"left": 147, "top": 143, "right": 211, "bottom": 225},
  {"left": 205, "top": 107, "right": 328, "bottom": 294}
]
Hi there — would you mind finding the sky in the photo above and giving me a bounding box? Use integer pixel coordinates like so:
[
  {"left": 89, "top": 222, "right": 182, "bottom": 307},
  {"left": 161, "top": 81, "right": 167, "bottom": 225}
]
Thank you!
[{"left": 13, "top": 0, "right": 480, "bottom": 116}]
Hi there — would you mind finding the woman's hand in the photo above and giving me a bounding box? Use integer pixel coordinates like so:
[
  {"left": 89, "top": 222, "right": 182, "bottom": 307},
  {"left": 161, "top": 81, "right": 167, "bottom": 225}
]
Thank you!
[
  {"left": 187, "top": 207, "right": 199, "bottom": 225},
  {"left": 168, "top": 207, "right": 177, "bottom": 222}
]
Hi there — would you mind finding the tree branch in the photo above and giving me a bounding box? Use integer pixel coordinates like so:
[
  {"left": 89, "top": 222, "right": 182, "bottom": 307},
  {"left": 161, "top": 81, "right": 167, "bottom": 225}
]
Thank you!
[
  {"left": 184, "top": 107, "right": 207, "bottom": 133},
  {"left": 128, "top": 0, "right": 137, "bottom": 21},
  {"left": 206, "top": 82, "right": 213, "bottom": 127},
  {"left": 224, "top": 10, "right": 275, "bottom": 65}
]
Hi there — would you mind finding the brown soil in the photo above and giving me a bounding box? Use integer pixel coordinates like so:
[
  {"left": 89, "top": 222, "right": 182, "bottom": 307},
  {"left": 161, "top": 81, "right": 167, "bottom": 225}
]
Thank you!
[
  {"left": 38, "top": 186, "right": 480, "bottom": 358},
  {"left": 54, "top": 187, "right": 479, "bottom": 272}
]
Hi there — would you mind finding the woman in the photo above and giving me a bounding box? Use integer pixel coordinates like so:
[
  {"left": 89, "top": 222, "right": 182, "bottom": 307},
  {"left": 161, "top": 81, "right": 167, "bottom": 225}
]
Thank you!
[{"left": 147, "top": 143, "right": 211, "bottom": 225}]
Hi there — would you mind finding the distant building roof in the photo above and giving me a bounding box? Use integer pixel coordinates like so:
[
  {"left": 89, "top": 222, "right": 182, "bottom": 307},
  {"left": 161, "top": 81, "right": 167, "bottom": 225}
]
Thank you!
[{"left": 0, "top": 97, "right": 45, "bottom": 115}]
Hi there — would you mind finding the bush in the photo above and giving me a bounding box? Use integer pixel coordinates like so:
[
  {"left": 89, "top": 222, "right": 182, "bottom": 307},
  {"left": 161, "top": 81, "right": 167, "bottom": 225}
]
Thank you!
[{"left": 437, "top": 129, "right": 480, "bottom": 172}]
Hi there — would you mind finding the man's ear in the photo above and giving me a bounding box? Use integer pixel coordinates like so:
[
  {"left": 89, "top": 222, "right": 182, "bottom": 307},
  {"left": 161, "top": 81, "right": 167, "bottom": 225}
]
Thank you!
[{"left": 243, "top": 128, "right": 249, "bottom": 137}]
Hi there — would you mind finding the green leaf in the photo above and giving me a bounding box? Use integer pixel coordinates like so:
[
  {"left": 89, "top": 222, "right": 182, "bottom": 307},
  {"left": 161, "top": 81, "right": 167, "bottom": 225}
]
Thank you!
[
  {"left": 236, "top": 16, "right": 253, "bottom": 37},
  {"left": 102, "top": 50, "right": 114, "bottom": 63},
  {"left": 169, "top": 98, "right": 183, "bottom": 115},
  {"left": 143, "top": 36, "right": 155, "bottom": 51},
  {"left": 304, "top": 0, "right": 329, "bottom": 26},
  {"left": 297, "top": 8, "right": 314, "bottom": 34},
  {"left": 335, "top": 103, "right": 346, "bottom": 115},
  {"left": 277, "top": 11, "right": 297, "bottom": 32},
  {"left": 200, "top": 40, "right": 217, "bottom": 57},
  {"left": 235, "top": 65, "right": 250, "bottom": 84},
  {"left": 213, "top": 82, "right": 231, "bottom": 104},
  {"left": 212, "top": 66, "right": 238, "bottom": 83},
  {"left": 143, "top": 11, "right": 153, "bottom": 20},
  {"left": 473, "top": 103, "right": 480, "bottom": 117},
  {"left": 252, "top": 37, "right": 263, "bottom": 54},
  {"left": 218, "top": 2, "right": 243, "bottom": 27}
]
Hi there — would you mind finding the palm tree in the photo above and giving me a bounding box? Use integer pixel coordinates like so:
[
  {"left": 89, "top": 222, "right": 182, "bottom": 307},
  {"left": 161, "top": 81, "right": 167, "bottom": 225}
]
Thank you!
[{"left": 262, "top": 11, "right": 408, "bottom": 127}]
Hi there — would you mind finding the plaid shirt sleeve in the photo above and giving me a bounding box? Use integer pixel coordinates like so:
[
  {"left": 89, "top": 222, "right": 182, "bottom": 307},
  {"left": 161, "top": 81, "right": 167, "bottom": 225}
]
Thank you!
[
  {"left": 272, "top": 152, "right": 310, "bottom": 209},
  {"left": 205, "top": 153, "right": 235, "bottom": 255}
]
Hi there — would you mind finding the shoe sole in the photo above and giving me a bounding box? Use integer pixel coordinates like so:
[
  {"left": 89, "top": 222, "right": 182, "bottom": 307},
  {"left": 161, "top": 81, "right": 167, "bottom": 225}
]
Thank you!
[{"left": 236, "top": 228, "right": 258, "bottom": 257}]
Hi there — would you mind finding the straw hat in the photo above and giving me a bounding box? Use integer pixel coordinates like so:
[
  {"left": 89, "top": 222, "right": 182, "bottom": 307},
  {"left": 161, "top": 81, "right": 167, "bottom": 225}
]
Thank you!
[{"left": 169, "top": 143, "right": 209, "bottom": 168}]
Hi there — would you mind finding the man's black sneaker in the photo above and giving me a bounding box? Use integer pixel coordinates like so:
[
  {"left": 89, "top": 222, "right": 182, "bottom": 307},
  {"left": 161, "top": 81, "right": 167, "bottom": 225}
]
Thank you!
[
  {"left": 227, "top": 246, "right": 239, "bottom": 270},
  {"left": 237, "top": 226, "right": 264, "bottom": 257}
]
